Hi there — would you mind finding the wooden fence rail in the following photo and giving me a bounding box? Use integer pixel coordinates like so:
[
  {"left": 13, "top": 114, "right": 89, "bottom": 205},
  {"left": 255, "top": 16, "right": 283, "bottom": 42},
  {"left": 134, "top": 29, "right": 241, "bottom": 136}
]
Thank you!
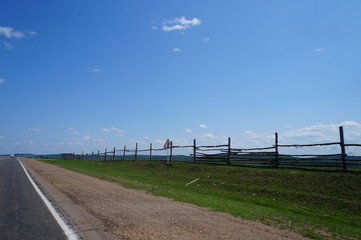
[{"left": 63, "top": 126, "right": 361, "bottom": 171}]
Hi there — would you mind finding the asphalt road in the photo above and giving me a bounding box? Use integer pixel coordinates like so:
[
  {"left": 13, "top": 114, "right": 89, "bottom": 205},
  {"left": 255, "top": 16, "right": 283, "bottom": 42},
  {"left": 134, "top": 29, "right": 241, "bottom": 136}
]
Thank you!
[{"left": 0, "top": 157, "right": 66, "bottom": 240}]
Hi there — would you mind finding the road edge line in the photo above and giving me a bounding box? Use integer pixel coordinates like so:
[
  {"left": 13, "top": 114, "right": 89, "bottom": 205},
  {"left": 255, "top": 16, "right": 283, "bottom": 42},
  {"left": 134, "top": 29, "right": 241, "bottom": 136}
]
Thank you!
[{"left": 17, "top": 158, "right": 79, "bottom": 240}]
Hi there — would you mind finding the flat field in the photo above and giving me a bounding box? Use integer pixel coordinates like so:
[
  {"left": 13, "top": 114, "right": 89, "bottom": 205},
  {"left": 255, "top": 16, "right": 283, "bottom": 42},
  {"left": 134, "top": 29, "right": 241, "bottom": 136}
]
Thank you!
[{"left": 43, "top": 159, "right": 361, "bottom": 240}]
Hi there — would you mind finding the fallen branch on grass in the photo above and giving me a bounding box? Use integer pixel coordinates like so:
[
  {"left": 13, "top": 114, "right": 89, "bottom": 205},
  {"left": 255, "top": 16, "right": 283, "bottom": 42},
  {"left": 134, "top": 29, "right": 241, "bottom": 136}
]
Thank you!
[{"left": 186, "top": 178, "right": 200, "bottom": 186}]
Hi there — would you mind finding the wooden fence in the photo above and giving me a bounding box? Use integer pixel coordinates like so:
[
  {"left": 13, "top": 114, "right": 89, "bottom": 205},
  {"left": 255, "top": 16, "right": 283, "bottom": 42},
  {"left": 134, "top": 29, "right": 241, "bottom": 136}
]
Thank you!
[{"left": 63, "top": 126, "right": 361, "bottom": 171}]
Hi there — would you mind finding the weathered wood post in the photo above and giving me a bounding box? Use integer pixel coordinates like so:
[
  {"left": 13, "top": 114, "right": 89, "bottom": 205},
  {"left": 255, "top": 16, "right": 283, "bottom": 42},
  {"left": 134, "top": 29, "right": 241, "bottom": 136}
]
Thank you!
[
  {"left": 170, "top": 141, "right": 173, "bottom": 163},
  {"left": 150, "top": 143, "right": 152, "bottom": 160},
  {"left": 123, "top": 145, "right": 126, "bottom": 160},
  {"left": 193, "top": 139, "right": 197, "bottom": 163},
  {"left": 275, "top": 132, "right": 279, "bottom": 167},
  {"left": 135, "top": 143, "right": 138, "bottom": 161},
  {"left": 104, "top": 148, "right": 107, "bottom": 161},
  {"left": 113, "top": 147, "right": 116, "bottom": 161},
  {"left": 339, "top": 126, "right": 347, "bottom": 171},
  {"left": 97, "top": 150, "right": 99, "bottom": 161},
  {"left": 227, "top": 137, "right": 231, "bottom": 165},
  {"left": 86, "top": 153, "right": 88, "bottom": 160},
  {"left": 81, "top": 151, "right": 84, "bottom": 160}
]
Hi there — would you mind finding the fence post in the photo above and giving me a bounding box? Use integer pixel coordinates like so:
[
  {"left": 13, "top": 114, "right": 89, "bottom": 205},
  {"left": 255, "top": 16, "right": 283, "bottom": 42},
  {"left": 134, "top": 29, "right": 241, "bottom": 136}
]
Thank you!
[
  {"left": 81, "top": 151, "right": 84, "bottom": 160},
  {"left": 113, "top": 147, "right": 116, "bottom": 161},
  {"left": 193, "top": 139, "right": 197, "bottom": 163},
  {"left": 227, "top": 137, "right": 231, "bottom": 165},
  {"left": 123, "top": 145, "right": 126, "bottom": 160},
  {"left": 135, "top": 143, "right": 138, "bottom": 161},
  {"left": 104, "top": 148, "right": 107, "bottom": 161},
  {"left": 150, "top": 143, "right": 152, "bottom": 160},
  {"left": 275, "top": 132, "right": 279, "bottom": 167},
  {"left": 97, "top": 150, "right": 99, "bottom": 161},
  {"left": 91, "top": 151, "right": 94, "bottom": 160},
  {"left": 86, "top": 153, "right": 88, "bottom": 160},
  {"left": 170, "top": 141, "right": 173, "bottom": 163},
  {"left": 73, "top": 152, "right": 75, "bottom": 160},
  {"left": 339, "top": 126, "right": 347, "bottom": 171}
]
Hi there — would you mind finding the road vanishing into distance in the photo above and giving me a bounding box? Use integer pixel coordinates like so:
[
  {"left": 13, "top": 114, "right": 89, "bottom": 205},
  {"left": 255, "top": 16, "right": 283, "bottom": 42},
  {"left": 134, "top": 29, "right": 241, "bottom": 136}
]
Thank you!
[{"left": 0, "top": 156, "right": 66, "bottom": 239}]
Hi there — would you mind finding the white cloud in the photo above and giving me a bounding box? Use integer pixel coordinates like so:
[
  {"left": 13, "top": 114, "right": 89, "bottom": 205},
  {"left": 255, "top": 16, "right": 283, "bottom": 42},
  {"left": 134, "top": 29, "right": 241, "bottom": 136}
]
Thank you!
[
  {"left": 55, "top": 141, "right": 84, "bottom": 146},
  {"left": 66, "top": 128, "right": 79, "bottom": 135},
  {"left": 0, "top": 136, "right": 4, "bottom": 139},
  {"left": 82, "top": 136, "right": 91, "bottom": 141},
  {"left": 315, "top": 47, "right": 326, "bottom": 52},
  {"left": 199, "top": 124, "right": 207, "bottom": 129},
  {"left": 0, "top": 26, "right": 37, "bottom": 39},
  {"left": 184, "top": 128, "right": 192, "bottom": 133},
  {"left": 114, "top": 132, "right": 125, "bottom": 136},
  {"left": 0, "top": 78, "right": 5, "bottom": 84},
  {"left": 27, "top": 128, "right": 41, "bottom": 132},
  {"left": 92, "top": 138, "right": 104, "bottom": 142},
  {"left": 24, "top": 140, "right": 33, "bottom": 143},
  {"left": 88, "top": 67, "right": 103, "bottom": 72},
  {"left": 162, "top": 17, "right": 201, "bottom": 32},
  {"left": 3, "top": 42, "right": 13, "bottom": 49},
  {"left": 203, "top": 37, "right": 210, "bottom": 42},
  {"left": 28, "top": 31, "right": 38, "bottom": 37},
  {"left": 100, "top": 127, "right": 126, "bottom": 136},
  {"left": 151, "top": 26, "right": 158, "bottom": 30},
  {"left": 282, "top": 121, "right": 361, "bottom": 143},
  {"left": 203, "top": 133, "right": 216, "bottom": 139},
  {"left": 172, "top": 48, "right": 181, "bottom": 52},
  {"left": 0, "top": 26, "right": 24, "bottom": 38}
]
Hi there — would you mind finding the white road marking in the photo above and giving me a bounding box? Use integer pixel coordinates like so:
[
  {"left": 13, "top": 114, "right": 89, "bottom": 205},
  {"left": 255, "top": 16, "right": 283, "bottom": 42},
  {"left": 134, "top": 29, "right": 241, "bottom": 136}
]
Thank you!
[{"left": 17, "top": 158, "right": 79, "bottom": 240}]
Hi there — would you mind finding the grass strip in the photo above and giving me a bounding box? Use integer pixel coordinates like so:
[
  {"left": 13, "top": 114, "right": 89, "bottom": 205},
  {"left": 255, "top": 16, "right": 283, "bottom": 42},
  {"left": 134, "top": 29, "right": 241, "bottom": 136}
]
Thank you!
[{"left": 41, "top": 159, "right": 361, "bottom": 240}]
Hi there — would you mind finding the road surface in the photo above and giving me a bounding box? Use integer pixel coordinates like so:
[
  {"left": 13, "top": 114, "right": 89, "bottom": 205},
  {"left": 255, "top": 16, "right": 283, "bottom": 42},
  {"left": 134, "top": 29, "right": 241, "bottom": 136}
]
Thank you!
[{"left": 0, "top": 156, "right": 66, "bottom": 239}]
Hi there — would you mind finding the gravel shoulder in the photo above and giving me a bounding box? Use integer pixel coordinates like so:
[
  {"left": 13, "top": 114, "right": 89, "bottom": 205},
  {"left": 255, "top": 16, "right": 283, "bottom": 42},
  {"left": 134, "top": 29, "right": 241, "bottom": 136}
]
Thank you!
[{"left": 20, "top": 158, "right": 309, "bottom": 240}]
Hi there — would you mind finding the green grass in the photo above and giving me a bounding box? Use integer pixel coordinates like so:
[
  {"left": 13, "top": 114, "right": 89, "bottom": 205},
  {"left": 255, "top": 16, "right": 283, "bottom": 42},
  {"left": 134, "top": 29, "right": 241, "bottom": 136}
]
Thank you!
[{"left": 41, "top": 159, "right": 361, "bottom": 240}]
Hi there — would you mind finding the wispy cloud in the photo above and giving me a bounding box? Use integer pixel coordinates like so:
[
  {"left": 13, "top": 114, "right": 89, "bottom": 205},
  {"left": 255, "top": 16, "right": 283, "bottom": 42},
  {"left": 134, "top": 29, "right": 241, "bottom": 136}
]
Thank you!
[
  {"left": 315, "top": 46, "right": 326, "bottom": 52},
  {"left": 92, "top": 138, "right": 104, "bottom": 142},
  {"left": 55, "top": 141, "right": 84, "bottom": 146},
  {"left": 87, "top": 66, "right": 103, "bottom": 72},
  {"left": 203, "top": 37, "right": 210, "bottom": 42},
  {"left": 0, "top": 26, "right": 37, "bottom": 39},
  {"left": 162, "top": 17, "right": 201, "bottom": 32},
  {"left": 184, "top": 128, "right": 192, "bottom": 133},
  {"left": 282, "top": 121, "right": 361, "bottom": 143},
  {"left": 172, "top": 48, "right": 181, "bottom": 52},
  {"left": 203, "top": 133, "right": 216, "bottom": 139},
  {"left": 199, "top": 124, "right": 207, "bottom": 129},
  {"left": 100, "top": 127, "right": 126, "bottom": 136},
  {"left": 0, "top": 26, "right": 25, "bottom": 38},
  {"left": 28, "top": 31, "right": 38, "bottom": 37},
  {"left": 27, "top": 128, "right": 42, "bottom": 132},
  {"left": 0, "top": 136, "right": 4, "bottom": 139},
  {"left": 82, "top": 136, "right": 91, "bottom": 141},
  {"left": 0, "top": 78, "right": 5, "bottom": 84},
  {"left": 67, "top": 128, "right": 79, "bottom": 135},
  {"left": 3, "top": 42, "right": 13, "bottom": 49}
]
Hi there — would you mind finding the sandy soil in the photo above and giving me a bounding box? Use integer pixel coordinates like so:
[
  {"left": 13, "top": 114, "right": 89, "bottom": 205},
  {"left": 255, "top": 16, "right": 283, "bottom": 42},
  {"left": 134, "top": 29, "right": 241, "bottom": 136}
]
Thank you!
[{"left": 20, "top": 158, "right": 309, "bottom": 240}]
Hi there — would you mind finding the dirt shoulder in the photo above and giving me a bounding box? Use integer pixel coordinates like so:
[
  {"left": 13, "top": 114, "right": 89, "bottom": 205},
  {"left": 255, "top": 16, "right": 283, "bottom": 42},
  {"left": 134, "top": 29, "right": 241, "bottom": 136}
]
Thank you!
[{"left": 20, "top": 158, "right": 309, "bottom": 240}]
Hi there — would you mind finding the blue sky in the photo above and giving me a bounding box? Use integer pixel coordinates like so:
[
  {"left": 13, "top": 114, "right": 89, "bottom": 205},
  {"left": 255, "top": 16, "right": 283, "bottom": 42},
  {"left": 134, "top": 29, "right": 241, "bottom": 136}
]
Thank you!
[{"left": 1, "top": 0, "right": 361, "bottom": 154}]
